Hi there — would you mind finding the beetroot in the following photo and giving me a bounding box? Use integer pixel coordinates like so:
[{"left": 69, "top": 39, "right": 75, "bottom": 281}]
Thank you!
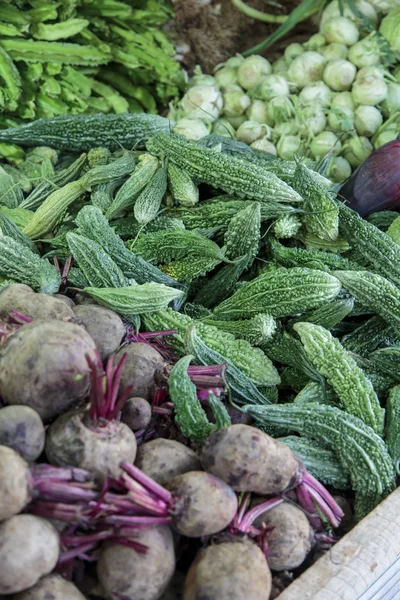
[
  {"left": 45, "top": 353, "right": 137, "bottom": 483},
  {"left": 11, "top": 574, "right": 86, "bottom": 600},
  {"left": 116, "top": 342, "right": 165, "bottom": 401},
  {"left": 0, "top": 284, "right": 75, "bottom": 322},
  {"left": 122, "top": 396, "right": 152, "bottom": 431},
  {"left": 0, "top": 319, "right": 97, "bottom": 421},
  {"left": 0, "top": 405, "right": 45, "bottom": 462},
  {"left": 0, "top": 446, "right": 30, "bottom": 520},
  {"left": 135, "top": 438, "right": 201, "bottom": 486},
  {"left": 73, "top": 304, "right": 126, "bottom": 361},
  {"left": 0, "top": 515, "right": 59, "bottom": 595}
]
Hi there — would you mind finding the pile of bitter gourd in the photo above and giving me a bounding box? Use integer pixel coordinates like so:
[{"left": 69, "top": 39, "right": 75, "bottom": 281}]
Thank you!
[{"left": 0, "top": 115, "right": 399, "bottom": 521}]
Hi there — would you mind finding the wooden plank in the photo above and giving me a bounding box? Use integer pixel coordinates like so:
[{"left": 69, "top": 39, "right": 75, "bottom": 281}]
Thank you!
[{"left": 276, "top": 487, "right": 400, "bottom": 600}]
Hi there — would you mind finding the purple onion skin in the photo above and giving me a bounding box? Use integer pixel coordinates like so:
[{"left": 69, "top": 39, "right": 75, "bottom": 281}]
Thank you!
[{"left": 340, "top": 141, "right": 400, "bottom": 217}]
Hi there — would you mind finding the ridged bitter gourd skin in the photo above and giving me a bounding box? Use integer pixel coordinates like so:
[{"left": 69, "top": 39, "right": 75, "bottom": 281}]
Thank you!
[
  {"left": 0, "top": 113, "right": 174, "bottom": 151},
  {"left": 213, "top": 267, "right": 342, "bottom": 320},
  {"left": 224, "top": 202, "right": 261, "bottom": 267},
  {"left": 146, "top": 133, "right": 303, "bottom": 204},
  {"left": 293, "top": 322, "right": 385, "bottom": 435},
  {"left": 334, "top": 270, "right": 400, "bottom": 332},
  {"left": 385, "top": 385, "right": 400, "bottom": 475},
  {"left": 142, "top": 308, "right": 280, "bottom": 387},
  {"left": 245, "top": 402, "right": 396, "bottom": 521},
  {"left": 339, "top": 203, "right": 400, "bottom": 288}
]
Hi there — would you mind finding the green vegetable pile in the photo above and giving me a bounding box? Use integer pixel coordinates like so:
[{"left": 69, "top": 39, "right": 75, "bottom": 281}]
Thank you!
[
  {"left": 169, "top": 0, "right": 400, "bottom": 184},
  {"left": 0, "top": 0, "right": 184, "bottom": 160},
  {"left": 0, "top": 115, "right": 399, "bottom": 522}
]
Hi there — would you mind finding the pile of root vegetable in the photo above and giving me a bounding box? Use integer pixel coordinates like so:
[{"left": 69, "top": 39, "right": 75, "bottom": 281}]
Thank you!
[
  {"left": 0, "top": 108, "right": 399, "bottom": 599},
  {"left": 170, "top": 0, "right": 400, "bottom": 184}
]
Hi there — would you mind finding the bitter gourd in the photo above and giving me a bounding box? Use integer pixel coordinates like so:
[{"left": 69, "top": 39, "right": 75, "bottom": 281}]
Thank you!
[
  {"left": 268, "top": 238, "right": 360, "bottom": 272},
  {"left": 342, "top": 316, "right": 398, "bottom": 357},
  {"left": 66, "top": 232, "right": 129, "bottom": 289},
  {"left": 168, "top": 355, "right": 215, "bottom": 444},
  {"left": 0, "top": 211, "right": 37, "bottom": 253},
  {"left": 105, "top": 154, "right": 159, "bottom": 219},
  {"left": 0, "top": 113, "right": 174, "bottom": 151},
  {"left": 368, "top": 211, "right": 400, "bottom": 232},
  {"left": 146, "top": 133, "right": 303, "bottom": 204},
  {"left": 288, "top": 298, "right": 354, "bottom": 331},
  {"left": 168, "top": 197, "right": 300, "bottom": 231},
  {"left": 339, "top": 203, "right": 400, "bottom": 288},
  {"left": 167, "top": 163, "right": 199, "bottom": 207},
  {"left": 334, "top": 270, "right": 400, "bottom": 332},
  {"left": 385, "top": 385, "right": 400, "bottom": 475},
  {"left": 113, "top": 214, "right": 185, "bottom": 240},
  {"left": 201, "top": 314, "right": 276, "bottom": 346},
  {"left": 293, "top": 322, "right": 384, "bottom": 435},
  {"left": 142, "top": 308, "right": 280, "bottom": 388},
  {"left": 0, "top": 235, "right": 60, "bottom": 295},
  {"left": 278, "top": 435, "right": 350, "bottom": 489},
  {"left": 75, "top": 206, "right": 182, "bottom": 289},
  {"left": 128, "top": 229, "right": 227, "bottom": 266},
  {"left": 293, "top": 163, "right": 339, "bottom": 242},
  {"left": 224, "top": 202, "right": 261, "bottom": 267},
  {"left": 369, "top": 348, "right": 400, "bottom": 381},
  {"left": 273, "top": 214, "right": 302, "bottom": 239},
  {"left": 162, "top": 255, "right": 222, "bottom": 283},
  {"left": 193, "top": 256, "right": 249, "bottom": 310},
  {"left": 20, "top": 153, "right": 87, "bottom": 211},
  {"left": 293, "top": 381, "right": 338, "bottom": 406},
  {"left": 245, "top": 402, "right": 396, "bottom": 520},
  {"left": 84, "top": 284, "right": 184, "bottom": 319},
  {"left": 213, "top": 267, "right": 342, "bottom": 320},
  {"left": 133, "top": 166, "right": 167, "bottom": 225},
  {"left": 184, "top": 324, "right": 274, "bottom": 405},
  {"left": 0, "top": 167, "right": 24, "bottom": 209}
]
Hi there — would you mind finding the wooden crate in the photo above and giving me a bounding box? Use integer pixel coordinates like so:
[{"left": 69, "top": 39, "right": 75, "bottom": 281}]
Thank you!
[{"left": 276, "top": 487, "right": 400, "bottom": 600}]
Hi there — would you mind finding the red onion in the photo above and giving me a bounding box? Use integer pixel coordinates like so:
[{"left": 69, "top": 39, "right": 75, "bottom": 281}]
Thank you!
[{"left": 340, "top": 140, "right": 400, "bottom": 217}]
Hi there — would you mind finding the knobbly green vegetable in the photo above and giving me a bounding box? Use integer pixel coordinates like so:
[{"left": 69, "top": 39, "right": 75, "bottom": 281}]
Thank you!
[
  {"left": 146, "top": 133, "right": 303, "bottom": 204},
  {"left": 369, "top": 347, "right": 400, "bottom": 380},
  {"left": 294, "top": 322, "right": 384, "bottom": 435},
  {"left": 0, "top": 235, "right": 60, "bottom": 294},
  {"left": 273, "top": 214, "right": 302, "bottom": 239},
  {"left": 224, "top": 202, "right": 261, "bottom": 266},
  {"left": 339, "top": 203, "right": 400, "bottom": 288},
  {"left": 106, "top": 154, "right": 159, "bottom": 219},
  {"left": 184, "top": 324, "right": 274, "bottom": 405},
  {"left": 342, "top": 316, "right": 398, "bottom": 357},
  {"left": 84, "top": 283, "right": 184, "bottom": 320},
  {"left": 142, "top": 308, "right": 279, "bottom": 388},
  {"left": 262, "top": 329, "right": 322, "bottom": 384},
  {"left": 278, "top": 435, "right": 350, "bottom": 489},
  {"left": 334, "top": 270, "right": 400, "bottom": 332},
  {"left": 201, "top": 314, "right": 276, "bottom": 346},
  {"left": 213, "top": 267, "right": 342, "bottom": 320},
  {"left": 134, "top": 167, "right": 167, "bottom": 225},
  {"left": 66, "top": 232, "right": 129, "bottom": 288},
  {"left": 167, "top": 163, "right": 199, "bottom": 207},
  {"left": 0, "top": 167, "right": 24, "bottom": 208},
  {"left": 245, "top": 403, "right": 396, "bottom": 520},
  {"left": 385, "top": 385, "right": 400, "bottom": 474},
  {"left": 75, "top": 206, "right": 182, "bottom": 289},
  {"left": 168, "top": 355, "right": 215, "bottom": 444},
  {"left": 293, "top": 163, "right": 339, "bottom": 242},
  {"left": 268, "top": 238, "right": 360, "bottom": 271},
  {"left": 0, "top": 210, "right": 37, "bottom": 253},
  {"left": 288, "top": 298, "right": 355, "bottom": 331},
  {"left": 193, "top": 256, "right": 249, "bottom": 310},
  {"left": 162, "top": 255, "right": 222, "bottom": 283},
  {"left": 128, "top": 229, "right": 228, "bottom": 266}
]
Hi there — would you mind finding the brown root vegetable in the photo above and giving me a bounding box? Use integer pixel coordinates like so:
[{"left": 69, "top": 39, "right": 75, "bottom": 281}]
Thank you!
[
  {"left": 45, "top": 408, "right": 137, "bottom": 484},
  {"left": 253, "top": 502, "right": 314, "bottom": 571},
  {"left": 184, "top": 540, "right": 272, "bottom": 600},
  {"left": 11, "top": 574, "right": 86, "bottom": 600},
  {"left": 201, "top": 424, "right": 301, "bottom": 495},
  {"left": 135, "top": 438, "right": 201, "bottom": 486},
  {"left": 0, "top": 446, "right": 30, "bottom": 521},
  {"left": 53, "top": 294, "right": 75, "bottom": 308},
  {"left": 97, "top": 526, "right": 175, "bottom": 600},
  {"left": 0, "top": 406, "right": 45, "bottom": 462},
  {"left": 74, "top": 292, "right": 98, "bottom": 305},
  {"left": 166, "top": 471, "right": 237, "bottom": 537},
  {"left": 45, "top": 354, "right": 137, "bottom": 484},
  {"left": 116, "top": 342, "right": 165, "bottom": 401},
  {"left": 121, "top": 397, "right": 152, "bottom": 431},
  {"left": 0, "top": 320, "right": 97, "bottom": 421},
  {"left": 0, "top": 284, "right": 75, "bottom": 322},
  {"left": 73, "top": 305, "right": 126, "bottom": 361},
  {"left": 0, "top": 515, "right": 59, "bottom": 595}
]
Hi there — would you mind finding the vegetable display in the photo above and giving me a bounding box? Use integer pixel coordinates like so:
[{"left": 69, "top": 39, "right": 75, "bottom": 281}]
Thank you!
[{"left": 1, "top": 1, "right": 400, "bottom": 599}]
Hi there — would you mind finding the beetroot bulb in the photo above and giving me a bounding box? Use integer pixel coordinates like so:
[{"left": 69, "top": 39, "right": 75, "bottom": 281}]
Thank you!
[
  {"left": 45, "top": 352, "right": 137, "bottom": 484},
  {"left": 201, "top": 425, "right": 344, "bottom": 531},
  {"left": 340, "top": 140, "right": 400, "bottom": 216}
]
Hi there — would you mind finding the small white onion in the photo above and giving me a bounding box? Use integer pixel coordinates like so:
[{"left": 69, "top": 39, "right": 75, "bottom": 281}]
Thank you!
[
  {"left": 284, "top": 43, "right": 305, "bottom": 64},
  {"left": 295, "top": 105, "right": 327, "bottom": 136},
  {"left": 287, "top": 51, "right": 326, "bottom": 90},
  {"left": 173, "top": 118, "right": 211, "bottom": 140},
  {"left": 250, "top": 139, "right": 277, "bottom": 154},
  {"left": 331, "top": 91, "right": 357, "bottom": 111},
  {"left": 321, "top": 43, "right": 348, "bottom": 61},
  {"left": 348, "top": 38, "right": 382, "bottom": 69},
  {"left": 343, "top": 135, "right": 373, "bottom": 166},
  {"left": 323, "top": 16, "right": 360, "bottom": 46},
  {"left": 323, "top": 59, "right": 357, "bottom": 92},
  {"left": 181, "top": 85, "right": 223, "bottom": 122},
  {"left": 257, "top": 74, "right": 290, "bottom": 100},
  {"left": 354, "top": 105, "right": 383, "bottom": 136},
  {"left": 299, "top": 81, "right": 333, "bottom": 106},
  {"left": 222, "top": 90, "right": 251, "bottom": 117},
  {"left": 237, "top": 55, "right": 272, "bottom": 90},
  {"left": 236, "top": 120, "right": 271, "bottom": 144},
  {"left": 351, "top": 69, "right": 387, "bottom": 106},
  {"left": 246, "top": 100, "right": 272, "bottom": 125},
  {"left": 277, "top": 135, "right": 305, "bottom": 160},
  {"left": 327, "top": 106, "right": 354, "bottom": 132},
  {"left": 327, "top": 156, "right": 352, "bottom": 183},
  {"left": 310, "top": 131, "right": 342, "bottom": 158}
]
